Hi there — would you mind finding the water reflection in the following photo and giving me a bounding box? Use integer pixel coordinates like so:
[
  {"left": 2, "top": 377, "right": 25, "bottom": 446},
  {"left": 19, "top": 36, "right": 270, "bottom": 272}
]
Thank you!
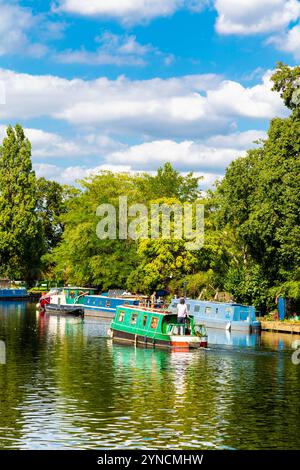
[
  {"left": 207, "top": 328, "right": 261, "bottom": 348},
  {"left": 0, "top": 304, "right": 300, "bottom": 450}
]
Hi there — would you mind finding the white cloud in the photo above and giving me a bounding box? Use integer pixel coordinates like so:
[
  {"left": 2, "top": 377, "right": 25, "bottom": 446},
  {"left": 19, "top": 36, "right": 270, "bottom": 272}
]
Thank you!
[
  {"left": 0, "top": 2, "right": 49, "bottom": 57},
  {"left": 0, "top": 68, "right": 285, "bottom": 140},
  {"left": 215, "top": 0, "right": 300, "bottom": 35},
  {"left": 0, "top": 121, "right": 266, "bottom": 188},
  {"left": 34, "top": 162, "right": 134, "bottom": 184},
  {"left": 32, "top": 129, "right": 263, "bottom": 187},
  {"left": 206, "top": 71, "right": 285, "bottom": 119},
  {"left": 55, "top": 0, "right": 300, "bottom": 39},
  {"left": 33, "top": 162, "right": 223, "bottom": 189},
  {"left": 105, "top": 131, "right": 265, "bottom": 172},
  {"left": 55, "top": 31, "right": 172, "bottom": 66},
  {"left": 268, "top": 23, "right": 300, "bottom": 59},
  {"left": 0, "top": 125, "right": 123, "bottom": 160},
  {"left": 56, "top": 0, "right": 207, "bottom": 24}
]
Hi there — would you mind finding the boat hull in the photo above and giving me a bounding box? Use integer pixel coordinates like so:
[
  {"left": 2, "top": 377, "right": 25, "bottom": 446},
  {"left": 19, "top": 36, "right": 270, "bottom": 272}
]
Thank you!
[
  {"left": 45, "top": 304, "right": 84, "bottom": 316},
  {"left": 84, "top": 306, "right": 115, "bottom": 319},
  {"left": 198, "top": 318, "right": 261, "bottom": 332},
  {"left": 110, "top": 328, "right": 207, "bottom": 349},
  {"left": 0, "top": 288, "right": 29, "bottom": 301}
]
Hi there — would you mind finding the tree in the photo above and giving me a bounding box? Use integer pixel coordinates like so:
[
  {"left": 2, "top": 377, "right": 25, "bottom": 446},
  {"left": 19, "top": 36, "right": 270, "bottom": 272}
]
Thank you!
[
  {"left": 0, "top": 125, "right": 43, "bottom": 282},
  {"left": 214, "top": 63, "right": 300, "bottom": 309},
  {"left": 36, "top": 177, "right": 69, "bottom": 250},
  {"left": 49, "top": 165, "right": 203, "bottom": 289},
  {"left": 139, "top": 162, "right": 201, "bottom": 202},
  {"left": 271, "top": 62, "right": 300, "bottom": 112}
]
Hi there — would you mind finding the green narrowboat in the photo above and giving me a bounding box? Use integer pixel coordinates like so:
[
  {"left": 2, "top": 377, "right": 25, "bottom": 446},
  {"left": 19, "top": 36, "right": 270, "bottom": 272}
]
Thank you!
[{"left": 109, "top": 305, "right": 208, "bottom": 350}]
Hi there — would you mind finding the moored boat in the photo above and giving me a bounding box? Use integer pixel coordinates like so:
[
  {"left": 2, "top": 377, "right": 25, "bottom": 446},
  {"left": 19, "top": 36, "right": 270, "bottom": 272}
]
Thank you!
[
  {"left": 109, "top": 305, "right": 208, "bottom": 350},
  {"left": 169, "top": 299, "right": 261, "bottom": 332},
  {"left": 39, "top": 287, "right": 96, "bottom": 316},
  {"left": 83, "top": 290, "right": 148, "bottom": 318},
  {"left": 0, "top": 288, "right": 29, "bottom": 300}
]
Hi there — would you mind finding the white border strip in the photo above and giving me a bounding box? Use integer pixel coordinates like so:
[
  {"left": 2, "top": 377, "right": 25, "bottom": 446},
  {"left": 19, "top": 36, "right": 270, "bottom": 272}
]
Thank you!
[{"left": 0, "top": 80, "right": 6, "bottom": 105}]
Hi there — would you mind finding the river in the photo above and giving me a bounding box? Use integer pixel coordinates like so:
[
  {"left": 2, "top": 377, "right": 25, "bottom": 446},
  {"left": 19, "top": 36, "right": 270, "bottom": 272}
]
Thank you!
[{"left": 0, "top": 301, "right": 300, "bottom": 450}]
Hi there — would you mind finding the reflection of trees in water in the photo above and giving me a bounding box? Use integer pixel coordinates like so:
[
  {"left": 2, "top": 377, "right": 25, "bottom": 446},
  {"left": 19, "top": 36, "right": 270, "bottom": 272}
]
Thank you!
[
  {"left": 0, "top": 303, "right": 48, "bottom": 447},
  {"left": 1, "top": 303, "right": 300, "bottom": 449}
]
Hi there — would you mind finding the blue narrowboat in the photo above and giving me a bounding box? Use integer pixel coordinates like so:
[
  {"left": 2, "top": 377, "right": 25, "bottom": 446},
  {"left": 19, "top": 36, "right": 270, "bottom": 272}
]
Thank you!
[
  {"left": 84, "top": 292, "right": 142, "bottom": 319},
  {"left": 169, "top": 299, "right": 261, "bottom": 332},
  {"left": 0, "top": 288, "right": 28, "bottom": 300}
]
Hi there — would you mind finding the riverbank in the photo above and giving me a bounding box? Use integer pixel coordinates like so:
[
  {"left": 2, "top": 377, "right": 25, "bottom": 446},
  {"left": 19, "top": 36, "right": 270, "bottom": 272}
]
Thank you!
[{"left": 259, "top": 319, "right": 300, "bottom": 334}]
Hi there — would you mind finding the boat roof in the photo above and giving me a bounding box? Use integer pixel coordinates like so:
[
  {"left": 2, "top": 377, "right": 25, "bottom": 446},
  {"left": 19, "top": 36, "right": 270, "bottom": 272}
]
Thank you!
[
  {"left": 172, "top": 298, "right": 254, "bottom": 308},
  {"left": 64, "top": 286, "right": 96, "bottom": 290},
  {"left": 86, "top": 294, "right": 148, "bottom": 299},
  {"left": 117, "top": 305, "right": 175, "bottom": 316}
]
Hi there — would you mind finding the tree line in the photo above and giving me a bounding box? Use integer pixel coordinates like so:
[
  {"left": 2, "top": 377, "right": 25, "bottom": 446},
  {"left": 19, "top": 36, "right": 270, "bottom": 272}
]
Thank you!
[{"left": 0, "top": 63, "right": 299, "bottom": 312}]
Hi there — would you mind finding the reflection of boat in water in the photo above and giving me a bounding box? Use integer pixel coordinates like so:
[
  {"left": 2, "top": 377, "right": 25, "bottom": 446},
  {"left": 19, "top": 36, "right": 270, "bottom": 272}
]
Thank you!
[
  {"left": 170, "top": 299, "right": 261, "bottom": 332},
  {"left": 39, "top": 287, "right": 96, "bottom": 316},
  {"left": 208, "top": 328, "right": 261, "bottom": 348},
  {"left": 37, "top": 311, "right": 84, "bottom": 339},
  {"left": 0, "top": 300, "right": 27, "bottom": 314},
  {"left": 109, "top": 305, "right": 208, "bottom": 350},
  {"left": 108, "top": 341, "right": 171, "bottom": 373}
]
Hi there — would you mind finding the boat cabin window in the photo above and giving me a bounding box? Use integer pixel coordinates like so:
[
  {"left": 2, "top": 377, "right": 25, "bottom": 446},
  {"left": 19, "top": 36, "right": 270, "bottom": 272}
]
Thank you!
[
  {"left": 187, "top": 304, "right": 191, "bottom": 311},
  {"left": 150, "top": 317, "right": 158, "bottom": 329},
  {"left": 124, "top": 301, "right": 129, "bottom": 305},
  {"left": 131, "top": 313, "right": 138, "bottom": 325},
  {"left": 142, "top": 315, "right": 147, "bottom": 327},
  {"left": 118, "top": 311, "right": 125, "bottom": 322},
  {"left": 194, "top": 305, "right": 200, "bottom": 313},
  {"left": 205, "top": 307, "right": 212, "bottom": 316},
  {"left": 106, "top": 300, "right": 111, "bottom": 307}
]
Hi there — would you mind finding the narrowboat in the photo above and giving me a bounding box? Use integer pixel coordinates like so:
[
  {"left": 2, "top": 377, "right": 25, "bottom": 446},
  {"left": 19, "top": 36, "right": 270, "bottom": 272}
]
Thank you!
[
  {"left": 0, "top": 288, "right": 28, "bottom": 300},
  {"left": 39, "top": 287, "right": 96, "bottom": 316},
  {"left": 83, "top": 291, "right": 147, "bottom": 318},
  {"left": 108, "top": 305, "right": 208, "bottom": 350},
  {"left": 169, "top": 299, "right": 261, "bottom": 332}
]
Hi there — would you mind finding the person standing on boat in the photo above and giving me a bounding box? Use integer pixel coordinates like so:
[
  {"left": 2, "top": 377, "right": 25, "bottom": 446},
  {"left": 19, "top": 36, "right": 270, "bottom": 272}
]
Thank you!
[
  {"left": 150, "top": 291, "right": 157, "bottom": 307},
  {"left": 177, "top": 298, "right": 188, "bottom": 334}
]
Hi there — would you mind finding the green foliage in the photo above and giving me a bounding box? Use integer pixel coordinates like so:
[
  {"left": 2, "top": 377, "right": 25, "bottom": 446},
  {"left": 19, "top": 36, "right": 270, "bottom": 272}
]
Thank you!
[
  {"left": 49, "top": 168, "right": 203, "bottom": 290},
  {"left": 0, "top": 125, "right": 68, "bottom": 282},
  {"left": 271, "top": 62, "right": 300, "bottom": 112},
  {"left": 0, "top": 125, "right": 42, "bottom": 282},
  {"left": 224, "top": 264, "right": 273, "bottom": 312},
  {"left": 142, "top": 162, "right": 201, "bottom": 202},
  {"left": 36, "top": 177, "right": 70, "bottom": 250}
]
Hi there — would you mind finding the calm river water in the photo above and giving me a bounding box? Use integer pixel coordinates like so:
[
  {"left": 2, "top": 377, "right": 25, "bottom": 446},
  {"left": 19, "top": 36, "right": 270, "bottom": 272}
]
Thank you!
[{"left": 0, "top": 301, "right": 300, "bottom": 450}]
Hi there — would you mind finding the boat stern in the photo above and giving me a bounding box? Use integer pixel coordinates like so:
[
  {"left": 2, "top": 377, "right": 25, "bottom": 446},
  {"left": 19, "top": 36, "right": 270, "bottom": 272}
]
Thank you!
[{"left": 170, "top": 335, "right": 207, "bottom": 349}]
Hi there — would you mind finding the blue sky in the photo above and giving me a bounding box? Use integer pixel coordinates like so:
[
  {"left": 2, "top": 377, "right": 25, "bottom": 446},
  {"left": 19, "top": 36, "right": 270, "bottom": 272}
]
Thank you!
[{"left": 0, "top": 0, "right": 299, "bottom": 187}]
